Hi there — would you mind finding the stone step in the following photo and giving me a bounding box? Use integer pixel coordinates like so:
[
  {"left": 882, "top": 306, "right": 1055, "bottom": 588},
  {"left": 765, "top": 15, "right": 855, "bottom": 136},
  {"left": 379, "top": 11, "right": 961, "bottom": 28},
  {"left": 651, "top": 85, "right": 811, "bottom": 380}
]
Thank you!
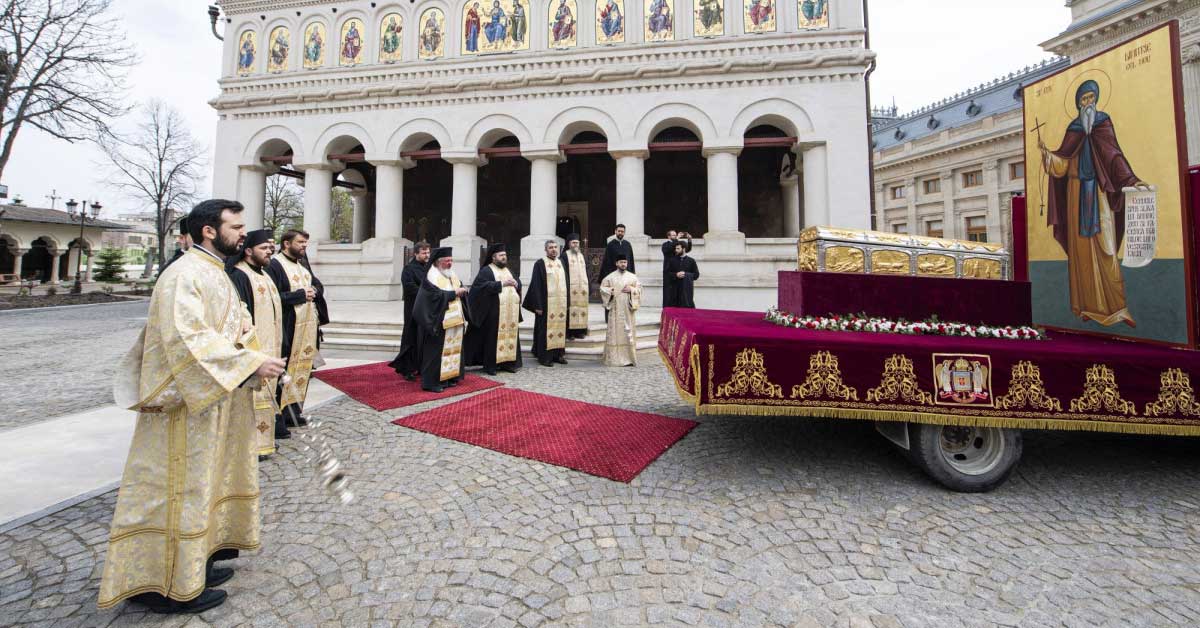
[{"left": 321, "top": 335, "right": 660, "bottom": 362}]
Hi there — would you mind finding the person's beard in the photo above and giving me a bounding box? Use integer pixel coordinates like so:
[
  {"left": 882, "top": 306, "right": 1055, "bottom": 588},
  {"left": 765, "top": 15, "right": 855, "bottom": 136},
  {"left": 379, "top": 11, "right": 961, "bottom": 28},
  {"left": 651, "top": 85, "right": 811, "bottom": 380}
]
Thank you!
[
  {"left": 214, "top": 232, "right": 241, "bottom": 257},
  {"left": 439, "top": 266, "right": 453, "bottom": 278},
  {"left": 494, "top": 259, "right": 507, "bottom": 269},
  {"left": 1081, "top": 104, "right": 1097, "bottom": 134}
]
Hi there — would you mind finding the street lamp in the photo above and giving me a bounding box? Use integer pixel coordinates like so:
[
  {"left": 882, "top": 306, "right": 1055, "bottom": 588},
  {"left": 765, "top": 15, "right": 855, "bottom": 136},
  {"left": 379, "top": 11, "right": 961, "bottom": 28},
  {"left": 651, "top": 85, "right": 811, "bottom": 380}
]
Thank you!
[{"left": 66, "top": 198, "right": 102, "bottom": 295}]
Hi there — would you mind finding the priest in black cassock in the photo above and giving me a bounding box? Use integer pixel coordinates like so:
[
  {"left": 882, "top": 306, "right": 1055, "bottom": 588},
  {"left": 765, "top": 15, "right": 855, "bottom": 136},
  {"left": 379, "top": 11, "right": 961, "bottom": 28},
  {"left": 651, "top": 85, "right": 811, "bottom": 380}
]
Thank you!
[
  {"left": 665, "top": 241, "right": 700, "bottom": 308},
  {"left": 464, "top": 243, "right": 523, "bottom": 376},
  {"left": 599, "top": 223, "right": 636, "bottom": 280},
  {"left": 523, "top": 239, "right": 571, "bottom": 367},
  {"left": 413, "top": 247, "right": 470, "bottom": 392},
  {"left": 159, "top": 216, "right": 191, "bottom": 274},
  {"left": 660, "top": 229, "right": 692, "bottom": 307},
  {"left": 389, "top": 242, "right": 432, "bottom": 380},
  {"left": 266, "top": 230, "right": 322, "bottom": 438}
]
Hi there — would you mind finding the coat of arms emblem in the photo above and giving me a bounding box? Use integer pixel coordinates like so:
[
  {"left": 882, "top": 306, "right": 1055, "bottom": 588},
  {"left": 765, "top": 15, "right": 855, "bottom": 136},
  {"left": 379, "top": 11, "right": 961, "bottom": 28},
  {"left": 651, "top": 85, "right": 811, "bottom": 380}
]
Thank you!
[{"left": 933, "top": 354, "right": 993, "bottom": 406}]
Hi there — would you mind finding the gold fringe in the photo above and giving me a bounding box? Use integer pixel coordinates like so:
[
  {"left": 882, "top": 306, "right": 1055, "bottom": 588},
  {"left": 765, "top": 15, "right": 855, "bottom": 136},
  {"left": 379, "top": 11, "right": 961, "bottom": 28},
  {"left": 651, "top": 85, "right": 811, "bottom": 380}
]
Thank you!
[
  {"left": 658, "top": 346, "right": 697, "bottom": 405},
  {"left": 692, "top": 401, "right": 1200, "bottom": 437}
]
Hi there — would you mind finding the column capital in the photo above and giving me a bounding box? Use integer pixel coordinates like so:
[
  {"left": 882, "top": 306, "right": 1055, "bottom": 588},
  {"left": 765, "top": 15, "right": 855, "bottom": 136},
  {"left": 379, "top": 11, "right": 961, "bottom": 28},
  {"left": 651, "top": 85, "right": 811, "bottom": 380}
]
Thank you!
[
  {"left": 701, "top": 145, "right": 742, "bottom": 158},
  {"left": 293, "top": 161, "right": 341, "bottom": 172},
  {"left": 441, "top": 148, "right": 486, "bottom": 166},
  {"left": 797, "top": 141, "right": 827, "bottom": 152},
  {"left": 939, "top": 170, "right": 954, "bottom": 181},
  {"left": 610, "top": 149, "right": 649, "bottom": 160},
  {"left": 365, "top": 154, "right": 417, "bottom": 169},
  {"left": 522, "top": 145, "right": 566, "bottom": 163},
  {"left": 239, "top": 163, "right": 278, "bottom": 175}
]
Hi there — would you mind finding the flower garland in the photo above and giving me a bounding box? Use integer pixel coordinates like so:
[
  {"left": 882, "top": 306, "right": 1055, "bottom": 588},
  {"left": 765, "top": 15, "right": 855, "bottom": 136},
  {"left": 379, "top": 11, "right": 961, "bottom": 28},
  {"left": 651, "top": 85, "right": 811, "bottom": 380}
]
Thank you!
[{"left": 764, "top": 307, "right": 1046, "bottom": 341}]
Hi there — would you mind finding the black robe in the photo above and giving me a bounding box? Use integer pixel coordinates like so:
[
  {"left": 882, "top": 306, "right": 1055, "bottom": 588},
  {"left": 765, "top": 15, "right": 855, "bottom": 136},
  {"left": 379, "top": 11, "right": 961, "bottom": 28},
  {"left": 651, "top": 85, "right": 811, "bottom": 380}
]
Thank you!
[
  {"left": 599, "top": 237, "right": 635, "bottom": 280},
  {"left": 412, "top": 272, "right": 468, "bottom": 388},
  {"left": 464, "top": 266, "right": 523, "bottom": 372},
  {"left": 266, "top": 257, "right": 312, "bottom": 361},
  {"left": 665, "top": 255, "right": 699, "bottom": 309},
  {"left": 298, "top": 256, "right": 330, "bottom": 342},
  {"left": 388, "top": 259, "right": 428, "bottom": 375},
  {"left": 661, "top": 238, "right": 692, "bottom": 307},
  {"left": 227, "top": 263, "right": 266, "bottom": 320},
  {"left": 522, "top": 257, "right": 570, "bottom": 362},
  {"left": 160, "top": 248, "right": 185, "bottom": 274}
]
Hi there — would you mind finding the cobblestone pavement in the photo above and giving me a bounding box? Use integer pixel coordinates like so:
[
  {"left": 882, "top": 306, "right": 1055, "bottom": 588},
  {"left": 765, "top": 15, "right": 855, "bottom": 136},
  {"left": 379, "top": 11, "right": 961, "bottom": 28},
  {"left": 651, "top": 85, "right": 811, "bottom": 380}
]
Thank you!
[
  {"left": 0, "top": 300, "right": 149, "bottom": 431},
  {"left": 2, "top": 357, "right": 1199, "bottom": 627}
]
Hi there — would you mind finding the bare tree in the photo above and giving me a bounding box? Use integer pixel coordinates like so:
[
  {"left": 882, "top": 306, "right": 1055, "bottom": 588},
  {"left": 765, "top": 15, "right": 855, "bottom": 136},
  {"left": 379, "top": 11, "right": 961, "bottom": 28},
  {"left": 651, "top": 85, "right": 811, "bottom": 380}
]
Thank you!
[
  {"left": 265, "top": 174, "right": 304, "bottom": 235},
  {"left": 100, "top": 100, "right": 206, "bottom": 272},
  {"left": 0, "top": 0, "right": 136, "bottom": 181}
]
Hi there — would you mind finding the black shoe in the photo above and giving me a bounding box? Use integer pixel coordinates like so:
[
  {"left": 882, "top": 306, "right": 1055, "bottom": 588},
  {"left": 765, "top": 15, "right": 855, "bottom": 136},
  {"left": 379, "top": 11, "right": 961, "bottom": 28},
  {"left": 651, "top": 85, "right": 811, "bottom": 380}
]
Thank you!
[
  {"left": 293, "top": 415, "right": 309, "bottom": 427},
  {"left": 484, "top": 369, "right": 497, "bottom": 376},
  {"left": 446, "top": 380, "right": 459, "bottom": 387},
  {"left": 554, "top": 356, "right": 568, "bottom": 365},
  {"left": 211, "top": 549, "right": 239, "bottom": 563},
  {"left": 423, "top": 386, "right": 445, "bottom": 393},
  {"left": 206, "top": 566, "right": 234, "bottom": 587},
  {"left": 539, "top": 360, "right": 553, "bottom": 367},
  {"left": 403, "top": 373, "right": 416, "bottom": 382},
  {"left": 499, "top": 365, "right": 518, "bottom": 373},
  {"left": 131, "top": 589, "right": 227, "bottom": 614},
  {"left": 275, "top": 429, "right": 291, "bottom": 440}
]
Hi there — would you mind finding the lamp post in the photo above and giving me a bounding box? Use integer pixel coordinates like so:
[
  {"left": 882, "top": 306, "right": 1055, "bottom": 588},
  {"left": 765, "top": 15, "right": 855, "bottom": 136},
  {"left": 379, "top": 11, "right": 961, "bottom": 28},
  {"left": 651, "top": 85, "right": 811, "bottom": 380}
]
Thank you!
[{"left": 66, "top": 198, "right": 102, "bottom": 295}]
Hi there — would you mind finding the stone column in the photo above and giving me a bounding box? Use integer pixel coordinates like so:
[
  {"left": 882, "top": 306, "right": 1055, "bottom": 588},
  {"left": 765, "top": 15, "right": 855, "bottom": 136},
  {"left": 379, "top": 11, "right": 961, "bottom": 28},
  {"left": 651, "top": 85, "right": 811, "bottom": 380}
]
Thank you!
[
  {"left": 84, "top": 251, "right": 94, "bottom": 282},
  {"left": 941, "top": 171, "right": 956, "bottom": 239},
  {"left": 873, "top": 183, "right": 886, "bottom": 231},
  {"left": 350, "top": 190, "right": 372, "bottom": 244},
  {"left": 521, "top": 147, "right": 565, "bottom": 281},
  {"left": 236, "top": 165, "right": 271, "bottom": 229},
  {"left": 300, "top": 164, "right": 336, "bottom": 247},
  {"left": 703, "top": 146, "right": 745, "bottom": 255},
  {"left": 611, "top": 150, "right": 647, "bottom": 237},
  {"left": 983, "top": 160, "right": 1001, "bottom": 243},
  {"left": 1182, "top": 45, "right": 1200, "bottom": 164},
  {"left": 369, "top": 158, "right": 414, "bottom": 242},
  {"left": 905, "top": 177, "right": 918, "bottom": 234},
  {"left": 802, "top": 143, "right": 829, "bottom": 229},
  {"left": 13, "top": 249, "right": 25, "bottom": 278},
  {"left": 781, "top": 165, "right": 801, "bottom": 238},
  {"left": 442, "top": 150, "right": 488, "bottom": 279},
  {"left": 66, "top": 247, "right": 80, "bottom": 279},
  {"left": 48, "top": 252, "right": 61, "bottom": 283}
]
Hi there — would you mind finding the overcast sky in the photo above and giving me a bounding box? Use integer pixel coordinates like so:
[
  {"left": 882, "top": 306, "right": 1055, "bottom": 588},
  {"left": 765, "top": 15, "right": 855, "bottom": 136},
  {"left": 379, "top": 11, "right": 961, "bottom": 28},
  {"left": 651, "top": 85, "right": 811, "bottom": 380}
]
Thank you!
[{"left": 3, "top": 0, "right": 1070, "bottom": 216}]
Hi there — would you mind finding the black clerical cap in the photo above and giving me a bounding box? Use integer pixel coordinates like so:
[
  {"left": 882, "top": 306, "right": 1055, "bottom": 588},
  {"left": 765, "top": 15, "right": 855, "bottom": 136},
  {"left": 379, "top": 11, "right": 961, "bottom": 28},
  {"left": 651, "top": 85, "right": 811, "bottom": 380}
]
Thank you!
[
  {"left": 566, "top": 233, "right": 580, "bottom": 243},
  {"left": 485, "top": 242, "right": 506, "bottom": 262},
  {"left": 615, "top": 253, "right": 627, "bottom": 261},
  {"left": 431, "top": 247, "right": 453, "bottom": 263},
  {"left": 243, "top": 229, "right": 273, "bottom": 249},
  {"left": 177, "top": 216, "right": 189, "bottom": 236}
]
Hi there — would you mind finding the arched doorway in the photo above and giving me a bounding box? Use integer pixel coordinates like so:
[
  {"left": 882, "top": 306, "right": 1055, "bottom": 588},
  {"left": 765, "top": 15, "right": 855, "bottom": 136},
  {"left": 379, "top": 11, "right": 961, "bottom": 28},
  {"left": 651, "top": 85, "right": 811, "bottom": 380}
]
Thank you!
[
  {"left": 23, "top": 238, "right": 53, "bottom": 282},
  {"left": 558, "top": 130, "right": 616, "bottom": 250},
  {"left": 477, "top": 134, "right": 531, "bottom": 275},
  {"left": 737, "top": 124, "right": 794, "bottom": 237},
  {"left": 403, "top": 139, "right": 453, "bottom": 247},
  {"left": 645, "top": 127, "right": 707, "bottom": 238}
]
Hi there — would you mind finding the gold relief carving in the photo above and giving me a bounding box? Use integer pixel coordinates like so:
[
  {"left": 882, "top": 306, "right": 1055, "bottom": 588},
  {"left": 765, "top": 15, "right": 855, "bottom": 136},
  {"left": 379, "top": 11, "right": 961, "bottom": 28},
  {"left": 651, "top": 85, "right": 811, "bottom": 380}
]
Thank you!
[
  {"left": 996, "top": 361, "right": 1061, "bottom": 412},
  {"left": 1145, "top": 368, "right": 1200, "bottom": 417},
  {"left": 798, "top": 242, "right": 817, "bottom": 271},
  {"left": 791, "top": 351, "right": 858, "bottom": 401},
  {"left": 917, "top": 253, "right": 956, "bottom": 276},
  {"left": 825, "top": 246, "right": 865, "bottom": 273},
  {"left": 715, "top": 348, "right": 783, "bottom": 399},
  {"left": 962, "top": 257, "right": 1002, "bottom": 279},
  {"left": 867, "top": 354, "right": 933, "bottom": 404},
  {"left": 1069, "top": 364, "right": 1137, "bottom": 416},
  {"left": 799, "top": 226, "right": 821, "bottom": 242},
  {"left": 870, "top": 250, "right": 910, "bottom": 275},
  {"left": 871, "top": 233, "right": 910, "bottom": 246}
]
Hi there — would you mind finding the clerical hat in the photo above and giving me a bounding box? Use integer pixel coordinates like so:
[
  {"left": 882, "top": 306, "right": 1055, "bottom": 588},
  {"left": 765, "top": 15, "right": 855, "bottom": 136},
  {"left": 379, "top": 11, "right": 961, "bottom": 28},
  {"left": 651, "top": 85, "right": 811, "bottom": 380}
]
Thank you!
[
  {"left": 565, "top": 233, "right": 580, "bottom": 243},
  {"left": 615, "top": 253, "right": 627, "bottom": 261},
  {"left": 177, "top": 216, "right": 189, "bottom": 236},
  {"left": 243, "top": 229, "right": 273, "bottom": 249},
  {"left": 430, "top": 247, "right": 453, "bottom": 263},
  {"left": 485, "top": 242, "right": 507, "bottom": 262}
]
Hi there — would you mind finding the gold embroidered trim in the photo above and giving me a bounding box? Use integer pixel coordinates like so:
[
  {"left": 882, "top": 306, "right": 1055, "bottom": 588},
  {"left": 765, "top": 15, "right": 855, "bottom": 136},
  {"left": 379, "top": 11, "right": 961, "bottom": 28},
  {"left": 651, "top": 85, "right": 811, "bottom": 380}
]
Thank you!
[
  {"left": 867, "top": 354, "right": 933, "bottom": 404},
  {"left": 1069, "top": 364, "right": 1137, "bottom": 416},
  {"left": 1145, "top": 368, "right": 1200, "bottom": 417},
  {"left": 996, "top": 361, "right": 1062, "bottom": 412},
  {"left": 791, "top": 351, "right": 858, "bottom": 401},
  {"left": 715, "top": 348, "right": 783, "bottom": 399}
]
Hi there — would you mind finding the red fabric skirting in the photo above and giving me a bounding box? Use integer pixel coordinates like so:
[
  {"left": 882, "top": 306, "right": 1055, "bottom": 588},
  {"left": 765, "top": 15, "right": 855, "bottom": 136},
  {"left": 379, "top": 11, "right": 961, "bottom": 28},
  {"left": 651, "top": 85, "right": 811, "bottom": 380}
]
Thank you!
[
  {"left": 659, "top": 309, "right": 1200, "bottom": 435},
  {"left": 393, "top": 389, "right": 698, "bottom": 482},
  {"left": 313, "top": 362, "right": 502, "bottom": 411}
]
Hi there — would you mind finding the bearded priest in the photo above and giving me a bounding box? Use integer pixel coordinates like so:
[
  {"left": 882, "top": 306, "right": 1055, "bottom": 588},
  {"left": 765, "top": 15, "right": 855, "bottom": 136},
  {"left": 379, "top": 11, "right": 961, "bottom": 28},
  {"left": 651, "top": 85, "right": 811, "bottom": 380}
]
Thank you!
[
  {"left": 465, "top": 243, "right": 523, "bottom": 376},
  {"left": 413, "top": 247, "right": 470, "bottom": 392},
  {"left": 99, "top": 200, "right": 286, "bottom": 614},
  {"left": 563, "top": 234, "right": 590, "bottom": 340},
  {"left": 600, "top": 254, "right": 643, "bottom": 367},
  {"left": 227, "top": 229, "right": 285, "bottom": 459},
  {"left": 523, "top": 239, "right": 571, "bottom": 367},
  {"left": 266, "top": 230, "right": 320, "bottom": 440}
]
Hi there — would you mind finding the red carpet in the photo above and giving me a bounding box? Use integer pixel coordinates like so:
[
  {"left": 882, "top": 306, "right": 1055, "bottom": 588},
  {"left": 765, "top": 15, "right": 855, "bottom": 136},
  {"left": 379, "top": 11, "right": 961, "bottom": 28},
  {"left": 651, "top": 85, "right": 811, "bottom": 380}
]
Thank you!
[
  {"left": 392, "top": 389, "right": 698, "bottom": 483},
  {"left": 313, "top": 362, "right": 502, "bottom": 411}
]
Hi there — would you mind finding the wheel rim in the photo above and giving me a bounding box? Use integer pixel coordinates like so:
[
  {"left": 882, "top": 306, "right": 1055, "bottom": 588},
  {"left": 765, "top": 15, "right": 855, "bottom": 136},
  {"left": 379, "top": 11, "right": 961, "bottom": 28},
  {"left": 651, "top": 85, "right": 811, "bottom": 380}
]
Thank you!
[{"left": 938, "top": 425, "right": 1005, "bottom": 476}]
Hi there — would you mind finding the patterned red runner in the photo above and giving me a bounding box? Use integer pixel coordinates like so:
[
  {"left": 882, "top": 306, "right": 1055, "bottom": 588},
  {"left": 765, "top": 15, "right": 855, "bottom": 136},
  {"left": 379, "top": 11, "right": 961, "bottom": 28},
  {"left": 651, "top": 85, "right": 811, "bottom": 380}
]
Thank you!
[
  {"left": 393, "top": 389, "right": 698, "bottom": 482},
  {"left": 313, "top": 362, "right": 502, "bottom": 411}
]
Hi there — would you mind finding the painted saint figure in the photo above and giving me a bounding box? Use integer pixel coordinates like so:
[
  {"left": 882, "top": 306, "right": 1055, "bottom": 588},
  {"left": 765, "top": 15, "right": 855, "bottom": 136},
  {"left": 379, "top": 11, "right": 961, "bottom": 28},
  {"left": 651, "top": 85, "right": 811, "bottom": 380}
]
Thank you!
[
  {"left": 465, "top": 3, "right": 482, "bottom": 52},
  {"left": 552, "top": 0, "right": 575, "bottom": 43},
  {"left": 421, "top": 11, "right": 443, "bottom": 58},
  {"left": 511, "top": 0, "right": 527, "bottom": 44},
  {"left": 696, "top": 0, "right": 723, "bottom": 34},
  {"left": 799, "top": 0, "right": 827, "bottom": 27},
  {"left": 341, "top": 21, "right": 363, "bottom": 64},
  {"left": 1038, "top": 79, "right": 1151, "bottom": 328},
  {"left": 484, "top": 0, "right": 508, "bottom": 46},
  {"left": 748, "top": 0, "right": 773, "bottom": 29},
  {"left": 599, "top": 0, "right": 624, "bottom": 42},
  {"left": 647, "top": 0, "right": 673, "bottom": 39},
  {"left": 381, "top": 15, "right": 402, "bottom": 61},
  {"left": 268, "top": 28, "right": 289, "bottom": 72},
  {"left": 304, "top": 25, "right": 324, "bottom": 67},
  {"left": 238, "top": 32, "right": 256, "bottom": 74}
]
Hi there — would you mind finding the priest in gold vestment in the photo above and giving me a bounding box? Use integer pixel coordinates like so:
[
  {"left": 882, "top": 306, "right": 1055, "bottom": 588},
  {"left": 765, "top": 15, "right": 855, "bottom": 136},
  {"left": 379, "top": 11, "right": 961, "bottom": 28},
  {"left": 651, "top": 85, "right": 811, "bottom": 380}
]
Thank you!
[
  {"left": 413, "top": 247, "right": 470, "bottom": 392},
  {"left": 600, "top": 255, "right": 643, "bottom": 366},
  {"left": 267, "top": 230, "right": 321, "bottom": 438},
  {"left": 523, "top": 240, "right": 571, "bottom": 367},
  {"left": 228, "top": 229, "right": 284, "bottom": 458},
  {"left": 100, "top": 200, "right": 286, "bottom": 614},
  {"left": 564, "top": 234, "right": 590, "bottom": 340},
  {"left": 465, "top": 243, "right": 523, "bottom": 375}
]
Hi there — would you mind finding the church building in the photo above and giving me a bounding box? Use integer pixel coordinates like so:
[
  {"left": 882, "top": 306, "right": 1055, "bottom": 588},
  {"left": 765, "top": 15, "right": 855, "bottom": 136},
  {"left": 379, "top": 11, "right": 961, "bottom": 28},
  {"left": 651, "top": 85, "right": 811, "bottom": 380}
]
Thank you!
[{"left": 211, "top": 0, "right": 872, "bottom": 310}]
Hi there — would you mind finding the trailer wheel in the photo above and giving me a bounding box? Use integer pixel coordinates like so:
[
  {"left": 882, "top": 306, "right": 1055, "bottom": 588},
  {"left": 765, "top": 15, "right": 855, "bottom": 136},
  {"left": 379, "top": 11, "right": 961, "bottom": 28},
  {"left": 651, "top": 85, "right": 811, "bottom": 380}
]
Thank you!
[{"left": 909, "top": 423, "right": 1022, "bottom": 493}]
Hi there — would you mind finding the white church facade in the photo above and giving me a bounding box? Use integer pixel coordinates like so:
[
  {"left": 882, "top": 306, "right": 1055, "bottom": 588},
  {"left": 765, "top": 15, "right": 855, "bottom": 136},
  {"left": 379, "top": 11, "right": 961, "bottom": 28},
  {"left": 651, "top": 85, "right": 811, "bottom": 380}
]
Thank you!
[{"left": 211, "top": 0, "right": 873, "bottom": 310}]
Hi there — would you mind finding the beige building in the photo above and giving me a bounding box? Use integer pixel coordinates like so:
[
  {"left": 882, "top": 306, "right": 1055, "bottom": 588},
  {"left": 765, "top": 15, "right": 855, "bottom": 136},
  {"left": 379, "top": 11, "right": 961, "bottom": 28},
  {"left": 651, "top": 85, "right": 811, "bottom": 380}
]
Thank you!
[
  {"left": 1042, "top": 0, "right": 1200, "bottom": 164},
  {"left": 871, "top": 58, "right": 1070, "bottom": 248},
  {"left": 0, "top": 205, "right": 125, "bottom": 283}
]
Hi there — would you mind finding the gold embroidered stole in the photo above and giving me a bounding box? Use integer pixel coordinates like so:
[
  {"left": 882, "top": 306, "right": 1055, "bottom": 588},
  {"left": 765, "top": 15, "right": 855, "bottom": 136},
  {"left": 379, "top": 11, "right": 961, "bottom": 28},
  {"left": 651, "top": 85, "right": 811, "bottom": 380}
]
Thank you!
[
  {"left": 429, "top": 266, "right": 466, "bottom": 381},
  {"left": 275, "top": 254, "right": 318, "bottom": 406},
  {"left": 566, "top": 249, "right": 589, "bottom": 331},
  {"left": 492, "top": 264, "right": 520, "bottom": 364},
  {"left": 236, "top": 261, "right": 283, "bottom": 456},
  {"left": 544, "top": 257, "right": 568, "bottom": 351}
]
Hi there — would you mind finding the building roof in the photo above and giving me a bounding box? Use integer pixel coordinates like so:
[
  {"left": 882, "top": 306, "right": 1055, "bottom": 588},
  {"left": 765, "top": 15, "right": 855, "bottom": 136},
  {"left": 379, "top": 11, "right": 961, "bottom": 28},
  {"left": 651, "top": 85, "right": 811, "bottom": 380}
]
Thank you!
[
  {"left": 0, "top": 204, "right": 129, "bottom": 230},
  {"left": 872, "top": 57, "right": 1071, "bottom": 152}
]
